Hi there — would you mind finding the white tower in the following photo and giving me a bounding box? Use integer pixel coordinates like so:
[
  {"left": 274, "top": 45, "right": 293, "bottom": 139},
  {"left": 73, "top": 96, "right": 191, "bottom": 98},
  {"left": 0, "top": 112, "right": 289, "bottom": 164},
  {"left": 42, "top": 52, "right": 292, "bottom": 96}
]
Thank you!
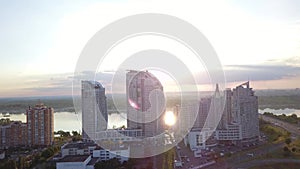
[{"left": 82, "top": 81, "right": 108, "bottom": 141}]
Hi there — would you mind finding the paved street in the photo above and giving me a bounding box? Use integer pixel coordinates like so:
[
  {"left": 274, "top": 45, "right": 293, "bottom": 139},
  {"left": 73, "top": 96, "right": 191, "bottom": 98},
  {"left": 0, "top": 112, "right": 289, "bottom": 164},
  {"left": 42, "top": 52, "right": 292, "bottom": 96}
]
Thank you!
[
  {"left": 175, "top": 141, "right": 211, "bottom": 169},
  {"left": 173, "top": 115, "right": 300, "bottom": 169},
  {"left": 204, "top": 142, "right": 284, "bottom": 169},
  {"left": 205, "top": 115, "right": 300, "bottom": 169},
  {"left": 260, "top": 114, "right": 300, "bottom": 138},
  {"left": 234, "top": 158, "right": 300, "bottom": 169}
]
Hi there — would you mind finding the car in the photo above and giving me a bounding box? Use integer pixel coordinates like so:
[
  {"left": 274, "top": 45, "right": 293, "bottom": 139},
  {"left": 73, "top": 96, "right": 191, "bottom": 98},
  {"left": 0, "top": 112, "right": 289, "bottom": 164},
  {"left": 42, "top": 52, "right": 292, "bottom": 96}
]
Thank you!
[
  {"left": 186, "top": 158, "right": 190, "bottom": 162},
  {"left": 247, "top": 153, "right": 254, "bottom": 157}
]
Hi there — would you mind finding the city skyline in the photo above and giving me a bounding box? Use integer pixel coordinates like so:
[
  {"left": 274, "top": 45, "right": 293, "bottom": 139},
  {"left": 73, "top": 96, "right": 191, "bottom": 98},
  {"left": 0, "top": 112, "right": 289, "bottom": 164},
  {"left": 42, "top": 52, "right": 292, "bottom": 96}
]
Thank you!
[
  {"left": 1, "top": 0, "right": 300, "bottom": 97},
  {"left": 0, "top": 1, "right": 300, "bottom": 168}
]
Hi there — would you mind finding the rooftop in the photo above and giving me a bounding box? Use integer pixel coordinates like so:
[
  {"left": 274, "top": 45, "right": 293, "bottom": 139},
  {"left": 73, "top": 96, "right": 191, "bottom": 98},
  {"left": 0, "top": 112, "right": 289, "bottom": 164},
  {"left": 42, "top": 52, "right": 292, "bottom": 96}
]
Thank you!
[
  {"left": 82, "top": 80, "right": 104, "bottom": 89},
  {"left": 87, "top": 158, "right": 99, "bottom": 165},
  {"left": 94, "top": 146, "right": 105, "bottom": 150},
  {"left": 62, "top": 142, "right": 97, "bottom": 149},
  {"left": 94, "top": 144, "right": 129, "bottom": 151},
  {"left": 58, "top": 155, "right": 90, "bottom": 162}
]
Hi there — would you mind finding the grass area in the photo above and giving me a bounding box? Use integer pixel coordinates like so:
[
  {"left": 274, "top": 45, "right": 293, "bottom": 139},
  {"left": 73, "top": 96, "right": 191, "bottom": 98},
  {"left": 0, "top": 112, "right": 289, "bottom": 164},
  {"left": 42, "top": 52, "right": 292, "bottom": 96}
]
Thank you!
[
  {"left": 288, "top": 138, "right": 300, "bottom": 156},
  {"left": 285, "top": 138, "right": 300, "bottom": 159},
  {"left": 259, "top": 119, "right": 290, "bottom": 143},
  {"left": 249, "top": 163, "right": 300, "bottom": 169},
  {"left": 256, "top": 138, "right": 300, "bottom": 160},
  {"left": 255, "top": 119, "right": 300, "bottom": 159}
]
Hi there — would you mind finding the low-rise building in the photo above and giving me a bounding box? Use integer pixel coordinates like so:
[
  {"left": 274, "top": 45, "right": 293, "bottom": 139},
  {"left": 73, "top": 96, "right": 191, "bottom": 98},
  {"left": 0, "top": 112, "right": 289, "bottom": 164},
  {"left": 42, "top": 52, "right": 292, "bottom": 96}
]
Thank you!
[
  {"left": 93, "top": 145, "right": 129, "bottom": 163},
  {"left": 94, "top": 129, "right": 143, "bottom": 142},
  {"left": 60, "top": 142, "right": 129, "bottom": 164},
  {"left": 0, "top": 121, "right": 27, "bottom": 149},
  {"left": 186, "top": 128, "right": 217, "bottom": 151},
  {"left": 61, "top": 142, "right": 97, "bottom": 157},
  {"left": 86, "top": 157, "right": 99, "bottom": 169},
  {"left": 56, "top": 155, "right": 92, "bottom": 169}
]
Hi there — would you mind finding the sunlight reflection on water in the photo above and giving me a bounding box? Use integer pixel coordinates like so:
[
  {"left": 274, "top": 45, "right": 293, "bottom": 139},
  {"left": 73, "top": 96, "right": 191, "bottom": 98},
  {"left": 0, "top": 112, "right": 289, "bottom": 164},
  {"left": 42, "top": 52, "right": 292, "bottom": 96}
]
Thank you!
[{"left": 0, "top": 112, "right": 127, "bottom": 132}]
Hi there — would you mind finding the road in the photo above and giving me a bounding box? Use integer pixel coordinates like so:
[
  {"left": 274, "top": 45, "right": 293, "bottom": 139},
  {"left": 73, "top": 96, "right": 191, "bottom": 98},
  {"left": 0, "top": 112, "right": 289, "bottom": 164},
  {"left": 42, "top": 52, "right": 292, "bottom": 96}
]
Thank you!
[
  {"left": 260, "top": 114, "right": 300, "bottom": 138},
  {"left": 206, "top": 143, "right": 284, "bottom": 169},
  {"left": 225, "top": 115, "right": 300, "bottom": 169},
  {"left": 207, "top": 115, "right": 300, "bottom": 169},
  {"left": 234, "top": 158, "right": 300, "bottom": 169}
]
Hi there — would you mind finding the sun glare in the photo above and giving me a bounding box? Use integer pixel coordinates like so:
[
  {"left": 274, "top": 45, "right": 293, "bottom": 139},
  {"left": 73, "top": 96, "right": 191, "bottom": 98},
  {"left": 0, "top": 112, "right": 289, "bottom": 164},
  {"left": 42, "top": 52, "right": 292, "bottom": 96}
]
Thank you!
[{"left": 164, "top": 111, "right": 176, "bottom": 126}]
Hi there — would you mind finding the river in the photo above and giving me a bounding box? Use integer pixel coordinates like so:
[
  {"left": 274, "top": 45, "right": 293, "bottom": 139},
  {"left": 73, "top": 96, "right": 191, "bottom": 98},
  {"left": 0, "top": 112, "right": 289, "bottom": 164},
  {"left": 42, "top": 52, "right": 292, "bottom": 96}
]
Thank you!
[
  {"left": 1, "top": 108, "right": 299, "bottom": 132},
  {"left": 0, "top": 112, "right": 127, "bottom": 132}
]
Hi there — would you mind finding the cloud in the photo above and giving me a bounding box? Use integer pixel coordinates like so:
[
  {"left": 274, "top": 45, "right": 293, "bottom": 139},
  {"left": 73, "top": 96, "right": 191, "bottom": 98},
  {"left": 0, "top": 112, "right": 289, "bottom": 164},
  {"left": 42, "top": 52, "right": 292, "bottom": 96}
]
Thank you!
[
  {"left": 18, "top": 72, "right": 115, "bottom": 96},
  {"left": 4, "top": 60, "right": 300, "bottom": 97},
  {"left": 265, "top": 56, "right": 300, "bottom": 66},
  {"left": 224, "top": 64, "right": 300, "bottom": 82}
]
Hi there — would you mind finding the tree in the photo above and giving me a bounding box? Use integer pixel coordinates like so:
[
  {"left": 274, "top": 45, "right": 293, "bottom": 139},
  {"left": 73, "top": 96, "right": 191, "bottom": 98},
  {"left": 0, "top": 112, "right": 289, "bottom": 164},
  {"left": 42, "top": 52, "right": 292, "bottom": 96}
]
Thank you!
[
  {"left": 0, "top": 118, "right": 10, "bottom": 125},
  {"left": 285, "top": 138, "right": 292, "bottom": 145},
  {"left": 4, "top": 159, "right": 17, "bottom": 169},
  {"left": 123, "top": 158, "right": 136, "bottom": 168},
  {"left": 291, "top": 114, "right": 297, "bottom": 119},
  {"left": 18, "top": 156, "right": 25, "bottom": 169},
  {"left": 41, "top": 149, "right": 52, "bottom": 159},
  {"left": 95, "top": 158, "right": 122, "bottom": 169},
  {"left": 56, "top": 130, "right": 71, "bottom": 137},
  {"left": 283, "top": 146, "right": 290, "bottom": 157},
  {"left": 72, "top": 131, "right": 79, "bottom": 136}
]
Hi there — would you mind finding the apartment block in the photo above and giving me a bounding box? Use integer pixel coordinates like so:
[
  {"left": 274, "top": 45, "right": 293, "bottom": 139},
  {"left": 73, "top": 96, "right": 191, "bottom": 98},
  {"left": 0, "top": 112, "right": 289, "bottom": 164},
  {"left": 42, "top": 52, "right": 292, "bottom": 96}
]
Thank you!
[{"left": 26, "top": 103, "right": 54, "bottom": 146}]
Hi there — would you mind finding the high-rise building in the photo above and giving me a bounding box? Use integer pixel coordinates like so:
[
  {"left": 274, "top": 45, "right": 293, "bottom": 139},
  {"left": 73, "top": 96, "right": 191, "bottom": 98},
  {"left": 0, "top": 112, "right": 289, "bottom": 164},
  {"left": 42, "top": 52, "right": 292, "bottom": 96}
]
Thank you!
[
  {"left": 218, "top": 88, "right": 233, "bottom": 130},
  {"left": 126, "top": 70, "right": 165, "bottom": 137},
  {"left": 82, "top": 81, "right": 108, "bottom": 141},
  {"left": 176, "top": 103, "right": 199, "bottom": 133},
  {"left": 194, "top": 84, "right": 223, "bottom": 130},
  {"left": 26, "top": 103, "right": 54, "bottom": 146},
  {"left": 194, "top": 98, "right": 211, "bottom": 129},
  {"left": 216, "top": 82, "right": 259, "bottom": 144},
  {"left": 232, "top": 82, "right": 259, "bottom": 140}
]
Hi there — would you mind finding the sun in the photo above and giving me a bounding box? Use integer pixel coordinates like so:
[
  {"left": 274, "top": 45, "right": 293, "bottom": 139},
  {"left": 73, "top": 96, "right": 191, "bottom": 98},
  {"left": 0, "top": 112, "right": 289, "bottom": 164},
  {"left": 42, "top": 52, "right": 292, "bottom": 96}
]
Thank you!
[{"left": 164, "top": 111, "right": 176, "bottom": 126}]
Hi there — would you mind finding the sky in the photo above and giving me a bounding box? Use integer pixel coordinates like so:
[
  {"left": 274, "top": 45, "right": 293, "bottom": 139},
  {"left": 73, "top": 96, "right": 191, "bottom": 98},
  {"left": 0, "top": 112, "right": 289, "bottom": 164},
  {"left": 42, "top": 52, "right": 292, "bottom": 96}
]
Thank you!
[{"left": 0, "top": 0, "right": 300, "bottom": 97}]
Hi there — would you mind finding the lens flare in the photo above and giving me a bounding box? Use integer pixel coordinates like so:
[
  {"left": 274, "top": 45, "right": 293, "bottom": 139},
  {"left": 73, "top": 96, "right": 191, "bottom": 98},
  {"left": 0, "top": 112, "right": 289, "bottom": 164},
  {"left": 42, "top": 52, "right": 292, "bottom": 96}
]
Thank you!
[
  {"left": 164, "top": 111, "right": 176, "bottom": 126},
  {"left": 128, "top": 98, "right": 140, "bottom": 110}
]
